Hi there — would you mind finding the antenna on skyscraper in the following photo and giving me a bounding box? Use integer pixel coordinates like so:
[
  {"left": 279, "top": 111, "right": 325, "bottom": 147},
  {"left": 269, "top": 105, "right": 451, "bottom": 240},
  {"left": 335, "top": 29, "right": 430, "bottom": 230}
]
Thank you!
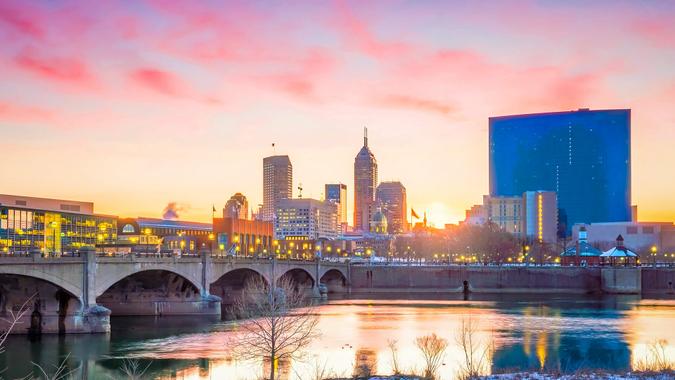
[
  {"left": 363, "top": 126, "right": 368, "bottom": 147},
  {"left": 298, "top": 183, "right": 303, "bottom": 198}
]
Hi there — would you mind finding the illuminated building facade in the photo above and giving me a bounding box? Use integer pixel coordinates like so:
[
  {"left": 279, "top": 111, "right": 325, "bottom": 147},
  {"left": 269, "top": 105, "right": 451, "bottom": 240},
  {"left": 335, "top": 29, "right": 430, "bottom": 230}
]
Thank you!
[
  {"left": 489, "top": 108, "right": 632, "bottom": 235},
  {"left": 354, "top": 128, "right": 378, "bottom": 231},
  {"left": 325, "top": 183, "right": 348, "bottom": 233},
  {"left": 262, "top": 155, "right": 293, "bottom": 222},
  {"left": 376, "top": 181, "right": 408, "bottom": 234},
  {"left": 479, "top": 191, "right": 558, "bottom": 244},
  {"left": 522, "top": 191, "right": 558, "bottom": 244},
  {"left": 275, "top": 198, "right": 338, "bottom": 240},
  {"left": 212, "top": 217, "right": 273, "bottom": 256},
  {"left": 0, "top": 194, "right": 116, "bottom": 255},
  {"left": 118, "top": 217, "right": 212, "bottom": 254}
]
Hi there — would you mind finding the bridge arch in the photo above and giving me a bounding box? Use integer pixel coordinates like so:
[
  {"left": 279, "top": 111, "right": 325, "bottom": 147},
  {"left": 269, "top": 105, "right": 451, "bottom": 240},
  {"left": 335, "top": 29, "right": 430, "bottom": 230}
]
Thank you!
[
  {"left": 210, "top": 268, "right": 269, "bottom": 317},
  {"left": 96, "top": 269, "right": 202, "bottom": 316},
  {"left": 95, "top": 265, "right": 202, "bottom": 298},
  {"left": 320, "top": 268, "right": 348, "bottom": 294},
  {"left": 278, "top": 267, "right": 315, "bottom": 290},
  {"left": 0, "top": 267, "right": 83, "bottom": 301},
  {"left": 0, "top": 273, "right": 83, "bottom": 335}
]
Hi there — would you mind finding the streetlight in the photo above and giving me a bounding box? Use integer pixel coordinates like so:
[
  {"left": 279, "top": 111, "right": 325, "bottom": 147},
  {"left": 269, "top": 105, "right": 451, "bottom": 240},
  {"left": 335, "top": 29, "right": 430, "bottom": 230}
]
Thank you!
[
  {"left": 144, "top": 228, "right": 151, "bottom": 255},
  {"left": 208, "top": 233, "right": 215, "bottom": 256},
  {"left": 651, "top": 245, "right": 658, "bottom": 266},
  {"left": 49, "top": 221, "right": 59, "bottom": 256}
]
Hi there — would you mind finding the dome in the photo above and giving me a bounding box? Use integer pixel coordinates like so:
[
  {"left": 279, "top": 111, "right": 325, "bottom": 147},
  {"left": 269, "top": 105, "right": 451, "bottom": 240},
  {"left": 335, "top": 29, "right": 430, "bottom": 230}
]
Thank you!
[{"left": 370, "top": 207, "right": 388, "bottom": 234}]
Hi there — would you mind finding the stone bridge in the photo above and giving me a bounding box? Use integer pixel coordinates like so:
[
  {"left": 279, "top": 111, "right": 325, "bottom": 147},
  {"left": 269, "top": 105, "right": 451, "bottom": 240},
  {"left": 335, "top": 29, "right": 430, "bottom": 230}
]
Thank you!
[
  {"left": 0, "top": 249, "right": 350, "bottom": 334},
  {"left": 2, "top": 251, "right": 672, "bottom": 335}
]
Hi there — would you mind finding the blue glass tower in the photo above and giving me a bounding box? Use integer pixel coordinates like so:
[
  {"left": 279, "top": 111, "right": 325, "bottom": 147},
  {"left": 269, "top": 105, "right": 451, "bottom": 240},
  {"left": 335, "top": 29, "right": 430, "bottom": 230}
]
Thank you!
[{"left": 489, "top": 109, "right": 631, "bottom": 235}]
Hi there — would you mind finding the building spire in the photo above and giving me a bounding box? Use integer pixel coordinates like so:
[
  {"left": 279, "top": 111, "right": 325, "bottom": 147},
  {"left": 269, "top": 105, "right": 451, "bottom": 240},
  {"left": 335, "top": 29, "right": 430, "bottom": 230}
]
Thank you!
[{"left": 364, "top": 126, "right": 368, "bottom": 147}]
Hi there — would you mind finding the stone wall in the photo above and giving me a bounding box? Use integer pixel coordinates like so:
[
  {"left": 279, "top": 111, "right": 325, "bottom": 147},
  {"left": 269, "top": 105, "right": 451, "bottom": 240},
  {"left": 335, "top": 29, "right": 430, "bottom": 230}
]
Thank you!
[
  {"left": 641, "top": 268, "right": 675, "bottom": 294},
  {"left": 350, "top": 266, "right": 603, "bottom": 294}
]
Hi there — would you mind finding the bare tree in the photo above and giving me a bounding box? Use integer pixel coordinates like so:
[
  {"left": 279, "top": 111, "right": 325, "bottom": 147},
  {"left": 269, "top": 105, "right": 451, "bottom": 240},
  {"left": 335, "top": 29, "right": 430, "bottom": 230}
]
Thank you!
[
  {"left": 456, "top": 317, "right": 494, "bottom": 380},
  {"left": 387, "top": 339, "right": 401, "bottom": 375},
  {"left": 231, "top": 276, "right": 319, "bottom": 380},
  {"left": 415, "top": 333, "right": 447, "bottom": 379},
  {"left": 0, "top": 293, "right": 35, "bottom": 353}
]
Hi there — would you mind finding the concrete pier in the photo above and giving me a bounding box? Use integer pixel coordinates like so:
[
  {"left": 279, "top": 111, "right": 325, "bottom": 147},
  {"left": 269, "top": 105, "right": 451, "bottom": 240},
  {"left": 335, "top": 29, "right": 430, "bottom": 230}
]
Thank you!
[{"left": 601, "top": 267, "right": 642, "bottom": 294}]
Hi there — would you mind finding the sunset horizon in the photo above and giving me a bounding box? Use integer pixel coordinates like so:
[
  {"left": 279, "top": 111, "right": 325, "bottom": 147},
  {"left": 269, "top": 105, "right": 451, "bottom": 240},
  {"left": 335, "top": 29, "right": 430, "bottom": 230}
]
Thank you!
[{"left": 2, "top": 1, "right": 675, "bottom": 225}]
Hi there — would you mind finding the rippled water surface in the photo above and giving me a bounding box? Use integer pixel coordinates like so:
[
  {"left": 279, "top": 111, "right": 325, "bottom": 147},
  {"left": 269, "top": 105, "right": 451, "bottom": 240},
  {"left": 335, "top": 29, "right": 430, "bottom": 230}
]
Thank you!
[{"left": 3, "top": 294, "right": 674, "bottom": 379}]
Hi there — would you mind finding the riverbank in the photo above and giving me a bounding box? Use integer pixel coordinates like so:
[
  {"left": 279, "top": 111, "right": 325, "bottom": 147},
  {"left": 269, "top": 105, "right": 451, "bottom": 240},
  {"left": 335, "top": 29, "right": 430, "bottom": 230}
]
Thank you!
[
  {"left": 479, "top": 371, "right": 675, "bottom": 379},
  {"left": 329, "top": 371, "right": 675, "bottom": 380}
]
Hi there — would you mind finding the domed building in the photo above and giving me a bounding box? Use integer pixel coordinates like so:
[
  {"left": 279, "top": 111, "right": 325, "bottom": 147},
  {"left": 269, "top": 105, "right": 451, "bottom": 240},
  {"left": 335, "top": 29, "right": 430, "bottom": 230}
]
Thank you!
[{"left": 370, "top": 207, "right": 388, "bottom": 235}]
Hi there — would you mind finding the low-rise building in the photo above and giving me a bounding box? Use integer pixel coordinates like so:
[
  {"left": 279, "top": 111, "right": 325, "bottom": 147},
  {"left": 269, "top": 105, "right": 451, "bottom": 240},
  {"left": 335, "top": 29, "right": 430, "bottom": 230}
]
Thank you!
[
  {"left": 212, "top": 217, "right": 273, "bottom": 256},
  {"left": 560, "top": 226, "right": 603, "bottom": 266},
  {"left": 466, "top": 191, "right": 558, "bottom": 244},
  {"left": 118, "top": 217, "right": 212, "bottom": 255},
  {"left": 572, "top": 221, "right": 675, "bottom": 257},
  {"left": 0, "top": 194, "right": 117, "bottom": 255},
  {"left": 275, "top": 198, "right": 338, "bottom": 240}
]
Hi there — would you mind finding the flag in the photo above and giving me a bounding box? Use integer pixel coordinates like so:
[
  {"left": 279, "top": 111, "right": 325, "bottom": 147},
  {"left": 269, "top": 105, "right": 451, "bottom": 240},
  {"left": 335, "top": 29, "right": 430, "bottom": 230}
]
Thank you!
[{"left": 411, "top": 208, "right": 420, "bottom": 219}]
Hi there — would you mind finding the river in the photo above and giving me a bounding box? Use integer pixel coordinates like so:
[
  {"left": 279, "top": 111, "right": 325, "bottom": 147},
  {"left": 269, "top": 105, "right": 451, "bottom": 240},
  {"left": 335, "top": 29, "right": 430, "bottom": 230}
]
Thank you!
[{"left": 2, "top": 294, "right": 674, "bottom": 379}]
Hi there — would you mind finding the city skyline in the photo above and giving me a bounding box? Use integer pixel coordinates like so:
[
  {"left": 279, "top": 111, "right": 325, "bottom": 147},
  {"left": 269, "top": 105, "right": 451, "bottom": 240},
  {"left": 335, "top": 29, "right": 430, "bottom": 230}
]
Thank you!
[{"left": 2, "top": 1, "right": 675, "bottom": 225}]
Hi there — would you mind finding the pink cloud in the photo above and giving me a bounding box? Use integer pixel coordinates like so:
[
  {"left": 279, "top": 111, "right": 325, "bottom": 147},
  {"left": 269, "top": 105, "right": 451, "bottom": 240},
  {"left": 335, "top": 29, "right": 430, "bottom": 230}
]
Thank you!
[
  {"left": 0, "top": 101, "right": 53, "bottom": 122},
  {"left": 333, "top": 1, "right": 412, "bottom": 60},
  {"left": 376, "top": 94, "right": 454, "bottom": 116},
  {"left": 632, "top": 17, "right": 675, "bottom": 47},
  {"left": 130, "top": 68, "right": 185, "bottom": 97},
  {"left": 0, "top": 2, "right": 45, "bottom": 40},
  {"left": 14, "top": 50, "right": 96, "bottom": 88}
]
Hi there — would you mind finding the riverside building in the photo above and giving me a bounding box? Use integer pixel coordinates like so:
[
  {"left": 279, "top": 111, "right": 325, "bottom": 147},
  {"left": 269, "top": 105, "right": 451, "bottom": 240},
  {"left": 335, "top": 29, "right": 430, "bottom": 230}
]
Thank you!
[
  {"left": 489, "top": 108, "right": 632, "bottom": 234},
  {"left": 275, "top": 198, "right": 338, "bottom": 240},
  {"left": 0, "top": 194, "right": 117, "bottom": 255}
]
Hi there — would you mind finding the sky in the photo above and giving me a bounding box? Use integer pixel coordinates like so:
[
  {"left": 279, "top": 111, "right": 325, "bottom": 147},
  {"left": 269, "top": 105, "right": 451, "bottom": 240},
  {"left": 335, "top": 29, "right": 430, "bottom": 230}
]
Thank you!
[{"left": 1, "top": 0, "right": 675, "bottom": 226}]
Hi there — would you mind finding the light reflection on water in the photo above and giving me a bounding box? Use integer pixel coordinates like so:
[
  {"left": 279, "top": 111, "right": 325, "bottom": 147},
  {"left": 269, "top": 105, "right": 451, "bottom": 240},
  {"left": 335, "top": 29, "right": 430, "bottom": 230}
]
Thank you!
[{"left": 2, "top": 294, "right": 674, "bottom": 379}]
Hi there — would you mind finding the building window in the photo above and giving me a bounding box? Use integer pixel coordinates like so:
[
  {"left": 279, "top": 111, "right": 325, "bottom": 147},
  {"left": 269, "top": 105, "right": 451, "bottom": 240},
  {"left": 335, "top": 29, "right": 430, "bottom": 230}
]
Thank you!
[
  {"left": 122, "top": 224, "right": 136, "bottom": 233},
  {"left": 642, "top": 226, "right": 655, "bottom": 234},
  {"left": 626, "top": 226, "right": 638, "bottom": 234}
]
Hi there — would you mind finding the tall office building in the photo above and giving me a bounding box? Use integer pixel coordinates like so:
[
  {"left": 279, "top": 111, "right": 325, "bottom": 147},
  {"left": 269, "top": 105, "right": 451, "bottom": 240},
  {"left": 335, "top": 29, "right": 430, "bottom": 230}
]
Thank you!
[
  {"left": 224, "top": 192, "right": 249, "bottom": 220},
  {"left": 262, "top": 155, "right": 292, "bottom": 222},
  {"left": 376, "top": 181, "right": 408, "bottom": 234},
  {"left": 489, "top": 108, "right": 631, "bottom": 235},
  {"left": 325, "top": 183, "right": 347, "bottom": 232},
  {"left": 275, "top": 198, "right": 338, "bottom": 240},
  {"left": 354, "top": 128, "right": 378, "bottom": 231}
]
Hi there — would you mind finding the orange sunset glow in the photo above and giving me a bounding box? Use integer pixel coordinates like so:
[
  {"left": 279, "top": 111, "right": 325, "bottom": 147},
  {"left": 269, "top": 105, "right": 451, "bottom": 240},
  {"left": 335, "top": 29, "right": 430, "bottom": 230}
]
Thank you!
[{"left": 1, "top": 1, "right": 675, "bottom": 225}]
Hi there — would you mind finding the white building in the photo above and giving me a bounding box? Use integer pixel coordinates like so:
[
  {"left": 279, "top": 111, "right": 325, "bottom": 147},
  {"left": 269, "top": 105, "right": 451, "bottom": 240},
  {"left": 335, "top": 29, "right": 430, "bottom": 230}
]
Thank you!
[
  {"left": 275, "top": 198, "right": 338, "bottom": 240},
  {"left": 572, "top": 221, "right": 675, "bottom": 254},
  {"left": 462, "top": 191, "right": 558, "bottom": 244}
]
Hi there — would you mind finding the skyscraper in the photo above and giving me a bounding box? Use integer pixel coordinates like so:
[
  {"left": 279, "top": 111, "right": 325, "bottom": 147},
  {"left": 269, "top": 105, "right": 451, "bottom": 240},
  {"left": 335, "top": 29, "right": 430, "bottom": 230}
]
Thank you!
[
  {"left": 489, "top": 108, "right": 631, "bottom": 235},
  {"left": 354, "top": 128, "right": 378, "bottom": 231},
  {"left": 224, "top": 192, "right": 249, "bottom": 220},
  {"left": 325, "top": 183, "right": 347, "bottom": 232},
  {"left": 262, "top": 155, "right": 292, "bottom": 222},
  {"left": 376, "top": 181, "right": 408, "bottom": 234}
]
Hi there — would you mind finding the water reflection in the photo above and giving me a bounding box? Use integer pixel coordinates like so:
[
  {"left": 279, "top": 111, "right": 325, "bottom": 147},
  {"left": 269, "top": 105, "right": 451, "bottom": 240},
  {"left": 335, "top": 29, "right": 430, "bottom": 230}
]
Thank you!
[{"left": 2, "top": 294, "right": 673, "bottom": 379}]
